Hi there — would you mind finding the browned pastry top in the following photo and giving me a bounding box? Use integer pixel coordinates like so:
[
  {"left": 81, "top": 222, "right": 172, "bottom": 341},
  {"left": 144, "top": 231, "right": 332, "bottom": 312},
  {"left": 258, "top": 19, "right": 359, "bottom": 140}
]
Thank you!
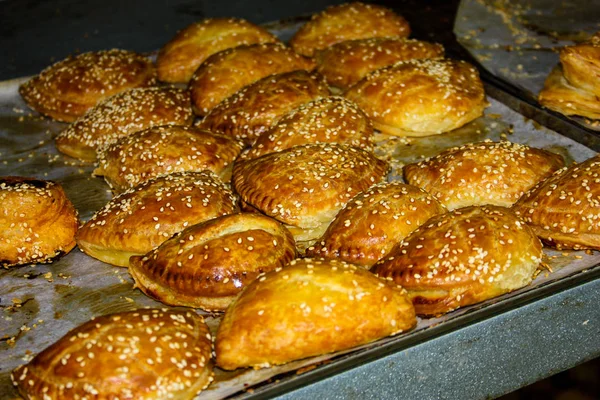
[{"left": 560, "top": 32, "right": 600, "bottom": 97}]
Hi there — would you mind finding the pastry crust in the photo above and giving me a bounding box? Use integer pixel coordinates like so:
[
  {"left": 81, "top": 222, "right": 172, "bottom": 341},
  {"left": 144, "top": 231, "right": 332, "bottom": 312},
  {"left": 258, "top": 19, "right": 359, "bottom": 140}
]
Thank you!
[
  {"left": 197, "top": 70, "right": 330, "bottom": 146},
  {"left": 55, "top": 87, "right": 193, "bottom": 162},
  {"left": 12, "top": 308, "right": 213, "bottom": 400},
  {"left": 290, "top": 2, "right": 410, "bottom": 57},
  {"left": 77, "top": 171, "right": 238, "bottom": 267},
  {"left": 129, "top": 213, "right": 296, "bottom": 311},
  {"left": 403, "top": 141, "right": 565, "bottom": 210},
  {"left": 157, "top": 18, "right": 279, "bottom": 83},
  {"left": 0, "top": 177, "right": 78, "bottom": 268},
  {"left": 19, "top": 49, "right": 156, "bottom": 122},
  {"left": 372, "top": 206, "right": 543, "bottom": 317},
  {"left": 188, "top": 43, "right": 315, "bottom": 116},
  {"left": 344, "top": 58, "right": 488, "bottom": 137},
  {"left": 94, "top": 125, "right": 243, "bottom": 192},
  {"left": 560, "top": 33, "right": 600, "bottom": 97},
  {"left": 215, "top": 257, "right": 416, "bottom": 370},
  {"left": 306, "top": 182, "right": 445, "bottom": 267}
]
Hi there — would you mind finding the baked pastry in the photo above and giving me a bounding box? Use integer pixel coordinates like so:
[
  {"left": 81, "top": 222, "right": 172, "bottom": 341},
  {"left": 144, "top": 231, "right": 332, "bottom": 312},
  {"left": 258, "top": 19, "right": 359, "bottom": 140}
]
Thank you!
[
  {"left": 403, "top": 141, "right": 565, "bottom": 210},
  {"left": 345, "top": 58, "right": 488, "bottom": 137},
  {"left": 215, "top": 257, "right": 416, "bottom": 370},
  {"left": 77, "top": 171, "right": 238, "bottom": 267},
  {"left": 19, "top": 49, "right": 156, "bottom": 122},
  {"left": 560, "top": 33, "right": 600, "bottom": 97},
  {"left": 157, "top": 18, "right": 279, "bottom": 83},
  {"left": 372, "top": 205, "right": 542, "bottom": 317},
  {"left": 241, "top": 96, "right": 373, "bottom": 160},
  {"left": 188, "top": 43, "right": 315, "bottom": 116},
  {"left": 316, "top": 37, "right": 444, "bottom": 90},
  {"left": 197, "top": 70, "right": 330, "bottom": 146},
  {"left": 290, "top": 2, "right": 410, "bottom": 57},
  {"left": 306, "top": 182, "right": 445, "bottom": 267},
  {"left": 12, "top": 308, "right": 213, "bottom": 399},
  {"left": 94, "top": 125, "right": 243, "bottom": 192},
  {"left": 55, "top": 87, "right": 193, "bottom": 162},
  {"left": 233, "top": 143, "right": 389, "bottom": 244},
  {"left": 0, "top": 177, "right": 78, "bottom": 268},
  {"left": 513, "top": 154, "right": 600, "bottom": 250},
  {"left": 129, "top": 213, "right": 296, "bottom": 311}
]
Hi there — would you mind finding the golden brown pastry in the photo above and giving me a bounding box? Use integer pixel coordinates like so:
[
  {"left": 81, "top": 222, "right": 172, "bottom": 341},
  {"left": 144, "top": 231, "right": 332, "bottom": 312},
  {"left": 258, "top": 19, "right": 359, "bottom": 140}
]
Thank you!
[
  {"left": 19, "top": 49, "right": 156, "bottom": 122},
  {"left": 0, "top": 177, "right": 78, "bottom": 268},
  {"left": 306, "top": 182, "right": 445, "bottom": 267},
  {"left": 290, "top": 2, "right": 410, "bottom": 57},
  {"left": 316, "top": 37, "right": 444, "bottom": 90},
  {"left": 12, "top": 308, "right": 213, "bottom": 400},
  {"left": 197, "top": 70, "right": 330, "bottom": 146},
  {"left": 372, "top": 206, "right": 543, "bottom": 317},
  {"left": 560, "top": 33, "right": 600, "bottom": 97},
  {"left": 403, "top": 141, "right": 565, "bottom": 210},
  {"left": 188, "top": 43, "right": 315, "bottom": 116},
  {"left": 157, "top": 18, "right": 279, "bottom": 83},
  {"left": 513, "top": 154, "right": 600, "bottom": 250},
  {"left": 233, "top": 143, "right": 389, "bottom": 244},
  {"left": 94, "top": 125, "right": 243, "bottom": 192},
  {"left": 77, "top": 171, "right": 238, "bottom": 267},
  {"left": 215, "top": 257, "right": 416, "bottom": 370},
  {"left": 129, "top": 213, "right": 296, "bottom": 311},
  {"left": 55, "top": 87, "right": 193, "bottom": 162},
  {"left": 345, "top": 58, "right": 488, "bottom": 137}
]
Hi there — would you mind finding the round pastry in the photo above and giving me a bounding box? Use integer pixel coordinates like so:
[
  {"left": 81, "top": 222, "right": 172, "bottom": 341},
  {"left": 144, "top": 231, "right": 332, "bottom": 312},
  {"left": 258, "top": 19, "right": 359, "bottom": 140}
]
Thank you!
[
  {"left": 0, "top": 177, "right": 78, "bottom": 268},
  {"left": 157, "top": 18, "right": 279, "bottom": 83},
  {"left": 129, "top": 213, "right": 296, "bottom": 311},
  {"left": 560, "top": 32, "right": 600, "bottom": 97},
  {"left": 403, "top": 141, "right": 565, "bottom": 210},
  {"left": 215, "top": 257, "right": 416, "bottom": 370},
  {"left": 197, "top": 70, "right": 330, "bottom": 146},
  {"left": 316, "top": 37, "right": 444, "bottom": 90},
  {"left": 290, "top": 2, "right": 410, "bottom": 57},
  {"left": 344, "top": 58, "right": 488, "bottom": 137},
  {"left": 19, "top": 49, "right": 156, "bottom": 122},
  {"left": 55, "top": 87, "right": 193, "bottom": 162},
  {"left": 12, "top": 308, "right": 213, "bottom": 400},
  {"left": 94, "top": 125, "right": 243, "bottom": 192},
  {"left": 372, "top": 205, "right": 543, "bottom": 317},
  {"left": 77, "top": 171, "right": 238, "bottom": 267},
  {"left": 188, "top": 43, "right": 315, "bottom": 116},
  {"left": 306, "top": 182, "right": 446, "bottom": 267}
]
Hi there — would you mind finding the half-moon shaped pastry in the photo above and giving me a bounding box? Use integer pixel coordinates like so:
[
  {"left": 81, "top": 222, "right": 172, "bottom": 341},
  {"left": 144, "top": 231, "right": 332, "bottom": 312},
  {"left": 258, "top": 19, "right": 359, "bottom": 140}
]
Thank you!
[
  {"left": 560, "top": 33, "right": 600, "bottom": 97},
  {"left": 0, "top": 177, "right": 78, "bottom": 268},
  {"left": 290, "top": 2, "right": 410, "bottom": 57},
  {"left": 12, "top": 308, "right": 213, "bottom": 400},
  {"left": 345, "top": 58, "right": 488, "bottom": 137},
  {"left": 55, "top": 87, "right": 193, "bottom": 162},
  {"left": 306, "top": 182, "right": 445, "bottom": 267},
  {"left": 197, "top": 70, "right": 330, "bottom": 146},
  {"left": 403, "top": 141, "right": 565, "bottom": 210},
  {"left": 77, "top": 171, "right": 238, "bottom": 267},
  {"left": 513, "top": 154, "right": 600, "bottom": 250},
  {"left": 316, "top": 37, "right": 444, "bottom": 90},
  {"left": 157, "top": 18, "right": 279, "bottom": 83},
  {"left": 372, "top": 206, "right": 542, "bottom": 317},
  {"left": 19, "top": 49, "right": 156, "bottom": 122},
  {"left": 233, "top": 143, "right": 389, "bottom": 243},
  {"left": 215, "top": 257, "right": 416, "bottom": 370},
  {"left": 188, "top": 43, "right": 315, "bottom": 116},
  {"left": 129, "top": 213, "right": 296, "bottom": 311},
  {"left": 94, "top": 125, "right": 243, "bottom": 192}
]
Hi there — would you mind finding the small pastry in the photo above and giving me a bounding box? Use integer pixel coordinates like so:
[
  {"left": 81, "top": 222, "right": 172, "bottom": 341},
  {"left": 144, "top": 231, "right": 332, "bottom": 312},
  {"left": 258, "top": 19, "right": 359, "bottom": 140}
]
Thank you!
[
  {"left": 77, "top": 171, "right": 238, "bottom": 267},
  {"left": 215, "top": 257, "right": 416, "bottom": 370},
  {"left": 129, "top": 213, "right": 296, "bottom": 311},
  {"left": 403, "top": 141, "right": 565, "bottom": 210},
  {"left": 0, "top": 177, "right": 78, "bottom": 268},
  {"left": 372, "top": 206, "right": 543, "bottom": 317},
  {"left": 19, "top": 49, "right": 156, "bottom": 122},
  {"left": 12, "top": 308, "right": 213, "bottom": 399},
  {"left": 55, "top": 87, "right": 193, "bottom": 162},
  {"left": 560, "top": 32, "right": 600, "bottom": 97}
]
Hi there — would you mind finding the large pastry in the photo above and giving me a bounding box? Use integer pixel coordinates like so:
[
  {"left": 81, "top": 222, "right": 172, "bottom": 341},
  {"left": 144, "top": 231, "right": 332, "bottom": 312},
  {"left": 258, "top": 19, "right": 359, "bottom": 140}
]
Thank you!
[{"left": 560, "top": 32, "right": 600, "bottom": 97}]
